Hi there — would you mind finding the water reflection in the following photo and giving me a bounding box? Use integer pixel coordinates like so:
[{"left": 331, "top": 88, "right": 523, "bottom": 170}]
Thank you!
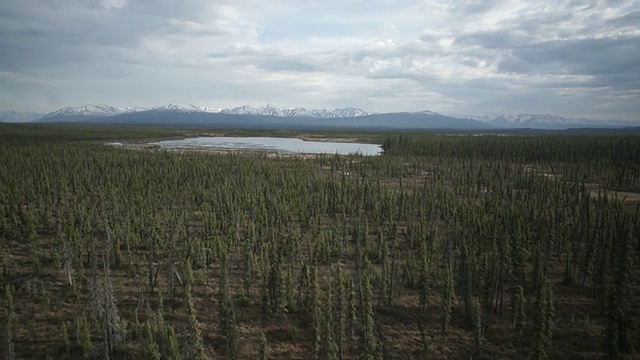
[{"left": 152, "top": 137, "right": 382, "bottom": 156}]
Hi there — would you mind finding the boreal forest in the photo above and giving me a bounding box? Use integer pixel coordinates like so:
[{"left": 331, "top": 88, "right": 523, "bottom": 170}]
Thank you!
[{"left": 1, "top": 124, "right": 639, "bottom": 359}]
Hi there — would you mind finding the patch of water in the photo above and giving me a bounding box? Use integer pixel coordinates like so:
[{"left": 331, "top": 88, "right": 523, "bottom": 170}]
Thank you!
[{"left": 151, "top": 137, "right": 382, "bottom": 156}]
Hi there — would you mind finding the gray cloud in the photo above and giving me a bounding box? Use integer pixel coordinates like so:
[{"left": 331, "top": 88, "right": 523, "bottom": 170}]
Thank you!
[
  {"left": 455, "top": 30, "right": 530, "bottom": 49},
  {"left": 497, "top": 37, "right": 640, "bottom": 91},
  {"left": 256, "top": 57, "right": 319, "bottom": 72},
  {"left": 447, "top": 0, "right": 500, "bottom": 16},
  {"left": 0, "top": 0, "right": 639, "bottom": 120}
]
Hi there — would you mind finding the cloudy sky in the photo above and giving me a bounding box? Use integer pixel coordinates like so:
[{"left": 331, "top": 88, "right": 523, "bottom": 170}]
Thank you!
[{"left": 1, "top": 0, "right": 639, "bottom": 119}]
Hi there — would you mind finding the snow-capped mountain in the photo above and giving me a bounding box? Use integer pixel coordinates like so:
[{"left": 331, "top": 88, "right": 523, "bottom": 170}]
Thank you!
[
  {"left": 461, "top": 113, "right": 573, "bottom": 126},
  {"left": 332, "top": 107, "right": 369, "bottom": 117},
  {"left": 0, "top": 111, "right": 43, "bottom": 123},
  {"left": 259, "top": 104, "right": 284, "bottom": 116},
  {"left": 449, "top": 113, "right": 638, "bottom": 129},
  {"left": 26, "top": 103, "right": 492, "bottom": 129},
  {"left": 29, "top": 104, "right": 638, "bottom": 129},
  {"left": 36, "top": 103, "right": 372, "bottom": 122},
  {"left": 38, "top": 104, "right": 152, "bottom": 122},
  {"left": 310, "top": 109, "right": 336, "bottom": 118},
  {"left": 220, "top": 105, "right": 262, "bottom": 115},
  {"left": 151, "top": 104, "right": 220, "bottom": 113},
  {"left": 221, "top": 104, "right": 371, "bottom": 118},
  {"left": 38, "top": 104, "right": 225, "bottom": 122},
  {"left": 40, "top": 104, "right": 129, "bottom": 120},
  {"left": 283, "top": 108, "right": 314, "bottom": 117}
]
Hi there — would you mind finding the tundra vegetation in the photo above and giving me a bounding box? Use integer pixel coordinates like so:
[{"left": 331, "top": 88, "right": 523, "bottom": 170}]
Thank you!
[{"left": 1, "top": 124, "right": 639, "bottom": 359}]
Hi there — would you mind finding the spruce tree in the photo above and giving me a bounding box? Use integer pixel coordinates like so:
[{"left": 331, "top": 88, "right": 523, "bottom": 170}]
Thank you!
[
  {"left": 259, "top": 331, "right": 268, "bottom": 360},
  {"left": 441, "top": 263, "right": 455, "bottom": 334},
  {"left": 360, "top": 260, "right": 378, "bottom": 360},
  {"left": 512, "top": 284, "right": 526, "bottom": 334},
  {"left": 531, "top": 279, "right": 554, "bottom": 360},
  {"left": 3, "top": 285, "right": 15, "bottom": 360},
  {"left": 473, "top": 296, "right": 482, "bottom": 354}
]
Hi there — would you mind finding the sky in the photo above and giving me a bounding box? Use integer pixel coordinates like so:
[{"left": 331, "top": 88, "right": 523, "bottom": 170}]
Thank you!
[{"left": 0, "top": 0, "right": 639, "bottom": 120}]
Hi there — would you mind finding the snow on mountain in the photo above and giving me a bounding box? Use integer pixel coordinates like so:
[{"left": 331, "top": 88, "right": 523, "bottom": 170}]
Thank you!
[
  {"left": 0, "top": 111, "right": 43, "bottom": 123},
  {"left": 220, "top": 105, "right": 261, "bottom": 115},
  {"left": 333, "top": 107, "right": 369, "bottom": 117},
  {"left": 282, "top": 107, "right": 314, "bottom": 117},
  {"left": 122, "top": 106, "right": 148, "bottom": 113},
  {"left": 25, "top": 103, "right": 640, "bottom": 128},
  {"left": 483, "top": 114, "right": 570, "bottom": 125},
  {"left": 220, "top": 104, "right": 370, "bottom": 118},
  {"left": 310, "top": 109, "right": 337, "bottom": 118},
  {"left": 151, "top": 104, "right": 221, "bottom": 113},
  {"left": 36, "top": 103, "right": 373, "bottom": 121},
  {"left": 40, "top": 104, "right": 128, "bottom": 120},
  {"left": 450, "top": 113, "right": 591, "bottom": 129},
  {"left": 257, "top": 104, "right": 283, "bottom": 116}
]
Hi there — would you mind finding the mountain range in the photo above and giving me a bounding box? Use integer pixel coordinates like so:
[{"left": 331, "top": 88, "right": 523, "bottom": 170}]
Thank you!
[
  {"left": 36, "top": 104, "right": 373, "bottom": 121},
  {"left": 0, "top": 111, "right": 44, "bottom": 123},
  {"left": 451, "top": 113, "right": 640, "bottom": 129},
  {"left": 1, "top": 103, "right": 638, "bottom": 130}
]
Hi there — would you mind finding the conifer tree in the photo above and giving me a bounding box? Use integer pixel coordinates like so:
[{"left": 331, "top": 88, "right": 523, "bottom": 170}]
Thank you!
[
  {"left": 78, "top": 314, "right": 92, "bottom": 359},
  {"left": 259, "top": 331, "right": 268, "bottom": 360},
  {"left": 360, "top": 260, "right": 378, "bottom": 360},
  {"left": 531, "top": 279, "right": 554, "bottom": 360},
  {"left": 3, "top": 285, "right": 15, "bottom": 360},
  {"left": 219, "top": 257, "right": 238, "bottom": 359},
  {"left": 324, "top": 285, "right": 339, "bottom": 360},
  {"left": 61, "top": 321, "right": 71, "bottom": 356},
  {"left": 512, "top": 285, "right": 526, "bottom": 334},
  {"left": 165, "top": 325, "right": 181, "bottom": 360},
  {"left": 419, "top": 240, "right": 430, "bottom": 314},
  {"left": 473, "top": 296, "right": 482, "bottom": 354},
  {"left": 186, "top": 286, "right": 207, "bottom": 360},
  {"left": 441, "top": 263, "right": 455, "bottom": 334},
  {"left": 145, "top": 321, "right": 161, "bottom": 360},
  {"left": 311, "top": 264, "right": 321, "bottom": 360},
  {"left": 336, "top": 265, "right": 347, "bottom": 360}
]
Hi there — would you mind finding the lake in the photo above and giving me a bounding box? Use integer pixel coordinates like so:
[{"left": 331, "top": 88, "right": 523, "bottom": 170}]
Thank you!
[{"left": 151, "top": 137, "right": 383, "bottom": 156}]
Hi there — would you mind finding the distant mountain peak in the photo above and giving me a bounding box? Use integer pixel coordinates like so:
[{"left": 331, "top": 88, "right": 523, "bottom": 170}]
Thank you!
[
  {"left": 36, "top": 103, "right": 376, "bottom": 121},
  {"left": 448, "top": 113, "right": 640, "bottom": 129},
  {"left": 0, "top": 111, "right": 43, "bottom": 123},
  {"left": 151, "top": 103, "right": 220, "bottom": 113},
  {"left": 31, "top": 104, "right": 640, "bottom": 129},
  {"left": 218, "top": 104, "right": 372, "bottom": 118},
  {"left": 39, "top": 104, "right": 129, "bottom": 121},
  {"left": 452, "top": 113, "right": 580, "bottom": 129},
  {"left": 32, "top": 103, "right": 495, "bottom": 129},
  {"left": 417, "top": 110, "right": 439, "bottom": 116},
  {"left": 221, "top": 105, "right": 260, "bottom": 115}
]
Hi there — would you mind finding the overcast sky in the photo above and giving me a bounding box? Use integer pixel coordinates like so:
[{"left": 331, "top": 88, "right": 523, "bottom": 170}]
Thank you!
[{"left": 1, "top": 0, "right": 639, "bottom": 119}]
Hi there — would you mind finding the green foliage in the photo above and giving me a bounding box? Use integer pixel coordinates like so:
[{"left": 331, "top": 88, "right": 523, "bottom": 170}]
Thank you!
[
  {"left": 77, "top": 314, "right": 92, "bottom": 359},
  {"left": 259, "top": 331, "right": 268, "bottom": 360},
  {"left": 513, "top": 285, "right": 526, "bottom": 334},
  {"left": 145, "top": 322, "right": 161, "bottom": 360},
  {"left": 441, "top": 263, "right": 455, "bottom": 334},
  {"left": 165, "top": 325, "right": 181, "bottom": 360},
  {"left": 0, "top": 125, "right": 639, "bottom": 359},
  {"left": 61, "top": 321, "right": 71, "bottom": 355},
  {"left": 360, "top": 259, "right": 379, "bottom": 360},
  {"left": 531, "top": 279, "right": 554, "bottom": 360},
  {"left": 3, "top": 285, "right": 16, "bottom": 360},
  {"left": 473, "top": 296, "right": 482, "bottom": 353}
]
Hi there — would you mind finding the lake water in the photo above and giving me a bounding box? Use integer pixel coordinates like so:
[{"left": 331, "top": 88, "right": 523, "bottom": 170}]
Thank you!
[{"left": 152, "top": 137, "right": 383, "bottom": 156}]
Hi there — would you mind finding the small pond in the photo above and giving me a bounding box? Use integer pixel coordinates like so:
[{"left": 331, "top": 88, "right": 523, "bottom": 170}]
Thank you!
[{"left": 151, "top": 137, "right": 382, "bottom": 156}]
